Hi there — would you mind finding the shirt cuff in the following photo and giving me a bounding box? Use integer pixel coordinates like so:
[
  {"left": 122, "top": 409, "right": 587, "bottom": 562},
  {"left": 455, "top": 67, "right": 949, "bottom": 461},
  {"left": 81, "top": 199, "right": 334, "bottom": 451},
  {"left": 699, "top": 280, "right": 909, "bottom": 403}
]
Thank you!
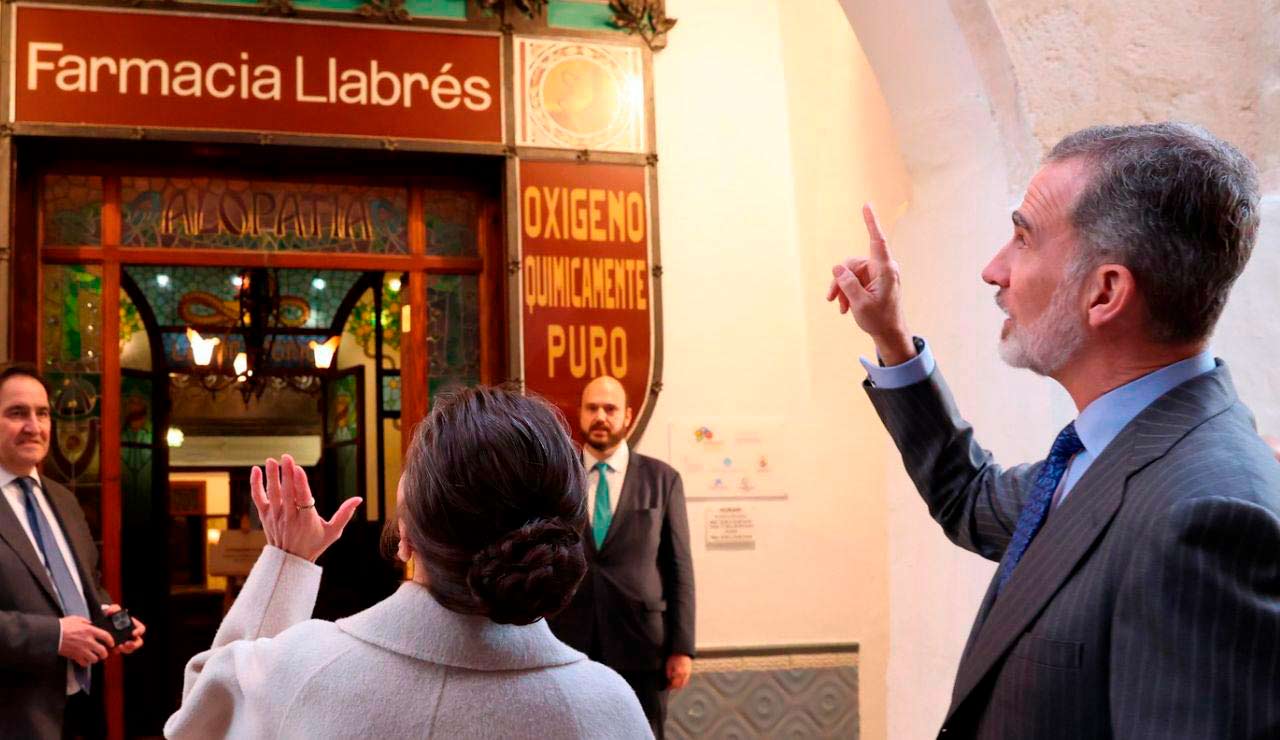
[{"left": 860, "top": 337, "right": 935, "bottom": 389}]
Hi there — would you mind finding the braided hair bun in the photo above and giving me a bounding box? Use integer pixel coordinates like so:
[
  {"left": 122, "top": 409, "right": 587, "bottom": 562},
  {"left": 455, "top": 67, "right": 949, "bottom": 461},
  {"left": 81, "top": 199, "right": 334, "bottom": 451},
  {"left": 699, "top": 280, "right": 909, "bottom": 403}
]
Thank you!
[
  {"left": 398, "top": 387, "right": 590, "bottom": 624},
  {"left": 467, "top": 518, "right": 587, "bottom": 625}
]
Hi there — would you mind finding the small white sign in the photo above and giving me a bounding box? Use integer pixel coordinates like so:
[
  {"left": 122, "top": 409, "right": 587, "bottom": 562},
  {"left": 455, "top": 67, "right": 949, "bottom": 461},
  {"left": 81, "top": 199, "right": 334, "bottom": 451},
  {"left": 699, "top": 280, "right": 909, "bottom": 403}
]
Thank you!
[{"left": 706, "top": 506, "right": 755, "bottom": 547}]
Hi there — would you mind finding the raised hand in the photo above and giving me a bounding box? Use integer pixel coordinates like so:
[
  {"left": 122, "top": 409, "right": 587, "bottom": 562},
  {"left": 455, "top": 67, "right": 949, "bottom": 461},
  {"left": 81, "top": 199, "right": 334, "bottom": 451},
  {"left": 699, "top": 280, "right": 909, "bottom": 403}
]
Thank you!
[
  {"left": 250, "top": 454, "right": 362, "bottom": 563},
  {"left": 826, "top": 203, "right": 916, "bottom": 365}
]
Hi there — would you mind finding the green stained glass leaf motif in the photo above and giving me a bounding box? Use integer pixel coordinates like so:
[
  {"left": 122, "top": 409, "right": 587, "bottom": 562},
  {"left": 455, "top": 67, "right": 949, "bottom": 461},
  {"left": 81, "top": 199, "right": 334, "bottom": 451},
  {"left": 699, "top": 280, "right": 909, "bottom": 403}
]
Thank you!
[
  {"left": 346, "top": 277, "right": 404, "bottom": 363},
  {"left": 43, "top": 265, "right": 103, "bottom": 373},
  {"left": 121, "top": 177, "right": 408, "bottom": 253},
  {"left": 41, "top": 175, "right": 103, "bottom": 247},
  {"left": 119, "top": 290, "right": 145, "bottom": 351},
  {"left": 428, "top": 274, "right": 480, "bottom": 403}
]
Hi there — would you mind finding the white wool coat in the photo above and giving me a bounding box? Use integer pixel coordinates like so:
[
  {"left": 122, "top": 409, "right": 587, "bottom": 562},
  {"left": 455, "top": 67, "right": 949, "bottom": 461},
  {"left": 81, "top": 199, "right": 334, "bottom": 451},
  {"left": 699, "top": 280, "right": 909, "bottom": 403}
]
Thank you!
[{"left": 164, "top": 546, "right": 651, "bottom": 739}]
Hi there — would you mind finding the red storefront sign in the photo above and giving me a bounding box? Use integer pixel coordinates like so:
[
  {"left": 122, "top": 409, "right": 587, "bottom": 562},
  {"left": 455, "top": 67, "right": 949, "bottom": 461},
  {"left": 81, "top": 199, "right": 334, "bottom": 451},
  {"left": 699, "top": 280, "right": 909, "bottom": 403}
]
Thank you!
[
  {"left": 10, "top": 5, "right": 503, "bottom": 143},
  {"left": 519, "top": 160, "right": 653, "bottom": 435}
]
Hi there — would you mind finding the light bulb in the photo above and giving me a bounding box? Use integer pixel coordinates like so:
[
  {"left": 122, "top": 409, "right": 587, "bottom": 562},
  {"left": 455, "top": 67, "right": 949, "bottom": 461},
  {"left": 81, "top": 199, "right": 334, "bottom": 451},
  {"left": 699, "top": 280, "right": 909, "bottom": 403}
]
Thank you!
[
  {"left": 187, "top": 328, "right": 220, "bottom": 366},
  {"left": 310, "top": 336, "right": 340, "bottom": 369}
]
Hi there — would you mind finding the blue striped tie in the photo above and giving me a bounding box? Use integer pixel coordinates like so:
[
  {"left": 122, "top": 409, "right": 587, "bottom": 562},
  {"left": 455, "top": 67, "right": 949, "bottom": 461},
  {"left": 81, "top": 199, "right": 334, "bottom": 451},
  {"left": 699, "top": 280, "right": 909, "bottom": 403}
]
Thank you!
[
  {"left": 17, "top": 476, "right": 93, "bottom": 693},
  {"left": 994, "top": 422, "right": 1085, "bottom": 595}
]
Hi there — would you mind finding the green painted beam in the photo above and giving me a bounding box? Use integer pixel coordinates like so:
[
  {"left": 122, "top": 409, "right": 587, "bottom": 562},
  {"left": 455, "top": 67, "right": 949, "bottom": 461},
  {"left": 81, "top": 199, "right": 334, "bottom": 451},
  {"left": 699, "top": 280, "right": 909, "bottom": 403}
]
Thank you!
[
  {"left": 178, "top": 0, "right": 466, "bottom": 20},
  {"left": 548, "top": 0, "right": 623, "bottom": 33}
]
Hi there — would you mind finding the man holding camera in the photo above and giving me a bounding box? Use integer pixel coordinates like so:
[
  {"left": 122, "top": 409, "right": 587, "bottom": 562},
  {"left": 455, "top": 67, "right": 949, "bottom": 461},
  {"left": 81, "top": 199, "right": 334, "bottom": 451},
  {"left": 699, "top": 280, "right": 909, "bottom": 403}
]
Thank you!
[{"left": 0, "top": 365, "right": 145, "bottom": 739}]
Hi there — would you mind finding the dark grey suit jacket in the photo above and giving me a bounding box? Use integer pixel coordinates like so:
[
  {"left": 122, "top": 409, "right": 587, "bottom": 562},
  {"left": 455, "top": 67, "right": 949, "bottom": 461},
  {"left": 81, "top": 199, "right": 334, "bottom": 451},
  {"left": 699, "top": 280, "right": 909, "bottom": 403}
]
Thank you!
[
  {"left": 866, "top": 361, "right": 1280, "bottom": 740},
  {"left": 550, "top": 451, "right": 696, "bottom": 672},
  {"left": 0, "top": 476, "right": 109, "bottom": 740}
]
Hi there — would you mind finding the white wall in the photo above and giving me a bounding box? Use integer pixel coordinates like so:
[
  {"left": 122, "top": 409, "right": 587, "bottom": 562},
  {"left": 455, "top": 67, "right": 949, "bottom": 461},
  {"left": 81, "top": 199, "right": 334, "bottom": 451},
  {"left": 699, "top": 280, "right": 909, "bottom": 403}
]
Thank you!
[{"left": 649, "top": 2, "right": 911, "bottom": 738}]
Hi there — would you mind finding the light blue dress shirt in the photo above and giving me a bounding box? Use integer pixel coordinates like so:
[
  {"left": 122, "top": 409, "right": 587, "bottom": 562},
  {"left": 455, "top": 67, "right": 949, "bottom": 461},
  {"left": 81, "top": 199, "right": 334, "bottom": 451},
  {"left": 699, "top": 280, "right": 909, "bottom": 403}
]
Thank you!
[{"left": 862, "top": 338, "right": 1216, "bottom": 505}]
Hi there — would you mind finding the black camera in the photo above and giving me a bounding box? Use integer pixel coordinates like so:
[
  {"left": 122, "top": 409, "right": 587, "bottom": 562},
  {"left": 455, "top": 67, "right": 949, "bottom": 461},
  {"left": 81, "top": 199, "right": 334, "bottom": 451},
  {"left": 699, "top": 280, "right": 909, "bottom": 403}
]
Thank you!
[{"left": 96, "top": 608, "right": 136, "bottom": 646}]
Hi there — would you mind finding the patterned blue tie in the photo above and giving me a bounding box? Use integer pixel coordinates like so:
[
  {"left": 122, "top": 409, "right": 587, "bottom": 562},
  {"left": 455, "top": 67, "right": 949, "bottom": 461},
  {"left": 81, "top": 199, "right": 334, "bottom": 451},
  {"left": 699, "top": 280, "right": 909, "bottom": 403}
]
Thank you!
[
  {"left": 17, "top": 476, "right": 93, "bottom": 693},
  {"left": 994, "top": 422, "right": 1085, "bottom": 595}
]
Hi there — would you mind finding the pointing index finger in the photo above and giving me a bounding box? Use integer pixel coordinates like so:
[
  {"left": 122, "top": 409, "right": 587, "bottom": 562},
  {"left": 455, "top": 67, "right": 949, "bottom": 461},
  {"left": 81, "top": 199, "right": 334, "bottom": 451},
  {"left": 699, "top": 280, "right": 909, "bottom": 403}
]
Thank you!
[{"left": 862, "top": 203, "right": 892, "bottom": 262}]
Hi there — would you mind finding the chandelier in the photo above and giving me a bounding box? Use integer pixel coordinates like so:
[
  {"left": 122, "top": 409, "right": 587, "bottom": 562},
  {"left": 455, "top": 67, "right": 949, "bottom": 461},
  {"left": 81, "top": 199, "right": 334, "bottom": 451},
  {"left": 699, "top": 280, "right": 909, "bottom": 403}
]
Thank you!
[{"left": 179, "top": 268, "right": 340, "bottom": 405}]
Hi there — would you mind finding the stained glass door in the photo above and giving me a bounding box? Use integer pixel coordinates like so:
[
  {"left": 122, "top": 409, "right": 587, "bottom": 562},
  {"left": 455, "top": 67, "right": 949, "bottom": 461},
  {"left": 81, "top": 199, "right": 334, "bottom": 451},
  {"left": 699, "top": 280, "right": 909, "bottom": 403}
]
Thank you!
[
  {"left": 29, "top": 141, "right": 501, "bottom": 739},
  {"left": 323, "top": 366, "right": 365, "bottom": 515}
]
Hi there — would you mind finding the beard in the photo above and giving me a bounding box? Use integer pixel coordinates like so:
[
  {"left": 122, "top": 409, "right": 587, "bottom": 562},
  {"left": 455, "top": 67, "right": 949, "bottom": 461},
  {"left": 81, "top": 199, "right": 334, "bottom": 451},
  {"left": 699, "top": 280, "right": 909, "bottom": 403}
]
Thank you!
[
  {"left": 997, "top": 277, "right": 1087, "bottom": 376},
  {"left": 584, "top": 424, "right": 626, "bottom": 452}
]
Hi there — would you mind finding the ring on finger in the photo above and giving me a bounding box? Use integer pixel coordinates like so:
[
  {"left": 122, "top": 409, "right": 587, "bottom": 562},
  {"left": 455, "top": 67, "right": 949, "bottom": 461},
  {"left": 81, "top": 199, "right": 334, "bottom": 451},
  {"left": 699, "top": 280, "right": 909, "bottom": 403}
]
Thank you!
[{"left": 296, "top": 499, "right": 316, "bottom": 511}]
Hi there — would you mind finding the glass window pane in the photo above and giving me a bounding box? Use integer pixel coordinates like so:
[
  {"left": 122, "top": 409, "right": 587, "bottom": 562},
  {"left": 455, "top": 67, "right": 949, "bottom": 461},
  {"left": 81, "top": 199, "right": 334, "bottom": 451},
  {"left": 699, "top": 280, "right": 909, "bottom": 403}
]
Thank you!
[
  {"left": 126, "top": 265, "right": 364, "bottom": 333},
  {"left": 121, "top": 376, "right": 154, "bottom": 446},
  {"left": 335, "top": 444, "right": 359, "bottom": 503},
  {"left": 424, "top": 190, "right": 480, "bottom": 257},
  {"left": 427, "top": 274, "right": 481, "bottom": 401},
  {"left": 344, "top": 275, "right": 403, "bottom": 369},
  {"left": 381, "top": 374, "right": 401, "bottom": 414},
  {"left": 327, "top": 374, "right": 360, "bottom": 442},
  {"left": 42, "top": 175, "right": 103, "bottom": 247},
  {"left": 120, "top": 289, "right": 152, "bottom": 371},
  {"left": 42, "top": 265, "right": 104, "bottom": 537},
  {"left": 121, "top": 177, "right": 409, "bottom": 253}
]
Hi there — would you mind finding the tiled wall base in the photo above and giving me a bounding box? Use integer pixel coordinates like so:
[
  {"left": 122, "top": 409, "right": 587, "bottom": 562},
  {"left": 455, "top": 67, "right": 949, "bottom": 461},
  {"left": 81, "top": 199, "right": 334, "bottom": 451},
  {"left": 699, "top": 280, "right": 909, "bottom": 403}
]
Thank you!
[{"left": 667, "top": 650, "right": 859, "bottom": 739}]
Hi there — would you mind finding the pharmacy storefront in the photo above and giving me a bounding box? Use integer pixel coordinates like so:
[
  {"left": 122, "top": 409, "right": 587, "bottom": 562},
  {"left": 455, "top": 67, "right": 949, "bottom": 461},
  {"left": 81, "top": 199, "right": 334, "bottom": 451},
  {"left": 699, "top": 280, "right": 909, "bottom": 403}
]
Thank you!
[{"left": 3, "top": 1, "right": 670, "bottom": 734}]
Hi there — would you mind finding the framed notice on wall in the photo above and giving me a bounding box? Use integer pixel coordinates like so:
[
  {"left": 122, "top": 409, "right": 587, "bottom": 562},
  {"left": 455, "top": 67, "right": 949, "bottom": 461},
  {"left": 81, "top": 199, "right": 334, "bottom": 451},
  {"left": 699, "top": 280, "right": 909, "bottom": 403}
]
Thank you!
[{"left": 668, "top": 418, "right": 787, "bottom": 500}]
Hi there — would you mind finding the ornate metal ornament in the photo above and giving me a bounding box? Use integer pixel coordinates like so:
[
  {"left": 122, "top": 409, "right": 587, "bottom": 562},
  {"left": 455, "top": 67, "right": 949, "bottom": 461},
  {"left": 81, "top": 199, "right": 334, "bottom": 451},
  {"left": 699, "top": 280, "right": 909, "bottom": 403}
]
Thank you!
[
  {"left": 358, "top": 0, "right": 410, "bottom": 23},
  {"left": 477, "top": 0, "right": 548, "bottom": 19},
  {"left": 257, "top": 0, "right": 297, "bottom": 16},
  {"left": 609, "top": 0, "right": 676, "bottom": 51}
]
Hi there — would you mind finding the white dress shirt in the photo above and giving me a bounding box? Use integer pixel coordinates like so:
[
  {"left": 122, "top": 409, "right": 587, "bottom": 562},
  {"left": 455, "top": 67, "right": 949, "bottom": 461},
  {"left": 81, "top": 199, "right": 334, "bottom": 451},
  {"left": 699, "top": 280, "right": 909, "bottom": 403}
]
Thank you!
[
  {"left": 583, "top": 441, "right": 628, "bottom": 524},
  {"left": 1, "top": 466, "right": 89, "bottom": 695}
]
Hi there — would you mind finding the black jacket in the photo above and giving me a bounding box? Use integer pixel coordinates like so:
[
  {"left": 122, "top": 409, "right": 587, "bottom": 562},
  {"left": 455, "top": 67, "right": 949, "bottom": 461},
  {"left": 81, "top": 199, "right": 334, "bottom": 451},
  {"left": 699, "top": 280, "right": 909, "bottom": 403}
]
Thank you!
[{"left": 550, "top": 451, "right": 695, "bottom": 671}]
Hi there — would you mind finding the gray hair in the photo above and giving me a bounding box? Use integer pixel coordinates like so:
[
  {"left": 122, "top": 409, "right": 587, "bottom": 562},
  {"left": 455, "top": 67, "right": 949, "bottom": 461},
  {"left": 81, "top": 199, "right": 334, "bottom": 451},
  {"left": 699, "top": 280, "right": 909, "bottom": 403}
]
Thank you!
[{"left": 1047, "top": 122, "right": 1259, "bottom": 344}]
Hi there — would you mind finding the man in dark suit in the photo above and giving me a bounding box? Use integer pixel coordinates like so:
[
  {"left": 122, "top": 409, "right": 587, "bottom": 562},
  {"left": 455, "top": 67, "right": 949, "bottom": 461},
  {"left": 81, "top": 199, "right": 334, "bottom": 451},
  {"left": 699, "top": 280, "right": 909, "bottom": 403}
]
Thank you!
[
  {"left": 0, "top": 365, "right": 146, "bottom": 739},
  {"left": 549, "top": 375, "right": 695, "bottom": 739},
  {"left": 829, "top": 123, "right": 1280, "bottom": 738}
]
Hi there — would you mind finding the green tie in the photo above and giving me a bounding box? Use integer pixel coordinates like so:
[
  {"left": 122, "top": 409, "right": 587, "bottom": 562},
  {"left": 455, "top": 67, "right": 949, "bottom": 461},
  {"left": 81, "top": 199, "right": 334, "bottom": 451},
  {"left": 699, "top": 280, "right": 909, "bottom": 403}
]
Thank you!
[{"left": 592, "top": 461, "right": 612, "bottom": 548}]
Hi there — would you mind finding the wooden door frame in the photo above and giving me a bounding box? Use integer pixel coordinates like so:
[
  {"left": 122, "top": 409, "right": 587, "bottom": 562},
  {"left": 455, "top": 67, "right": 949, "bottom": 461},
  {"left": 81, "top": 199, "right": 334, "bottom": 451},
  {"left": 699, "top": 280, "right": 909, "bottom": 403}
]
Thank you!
[{"left": 13, "top": 137, "right": 504, "bottom": 737}]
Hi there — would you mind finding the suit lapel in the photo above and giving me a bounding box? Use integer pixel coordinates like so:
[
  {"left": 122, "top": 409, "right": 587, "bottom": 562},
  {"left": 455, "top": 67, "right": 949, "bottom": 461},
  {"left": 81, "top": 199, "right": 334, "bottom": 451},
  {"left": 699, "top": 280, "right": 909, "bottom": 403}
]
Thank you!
[
  {"left": 945, "top": 362, "right": 1237, "bottom": 722},
  {"left": 947, "top": 438, "right": 1128, "bottom": 714},
  {"left": 598, "top": 455, "right": 642, "bottom": 553},
  {"left": 0, "top": 482, "right": 63, "bottom": 609}
]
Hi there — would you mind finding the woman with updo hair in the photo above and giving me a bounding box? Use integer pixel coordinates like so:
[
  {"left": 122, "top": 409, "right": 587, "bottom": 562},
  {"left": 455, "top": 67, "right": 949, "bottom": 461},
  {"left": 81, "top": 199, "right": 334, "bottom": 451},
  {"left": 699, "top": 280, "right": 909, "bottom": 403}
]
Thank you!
[{"left": 165, "top": 388, "right": 651, "bottom": 739}]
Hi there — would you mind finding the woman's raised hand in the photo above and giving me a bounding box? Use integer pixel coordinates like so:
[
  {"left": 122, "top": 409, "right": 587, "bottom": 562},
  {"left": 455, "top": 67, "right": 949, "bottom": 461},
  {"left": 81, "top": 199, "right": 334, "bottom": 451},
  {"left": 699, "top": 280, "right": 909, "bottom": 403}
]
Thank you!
[{"left": 250, "top": 454, "right": 362, "bottom": 562}]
